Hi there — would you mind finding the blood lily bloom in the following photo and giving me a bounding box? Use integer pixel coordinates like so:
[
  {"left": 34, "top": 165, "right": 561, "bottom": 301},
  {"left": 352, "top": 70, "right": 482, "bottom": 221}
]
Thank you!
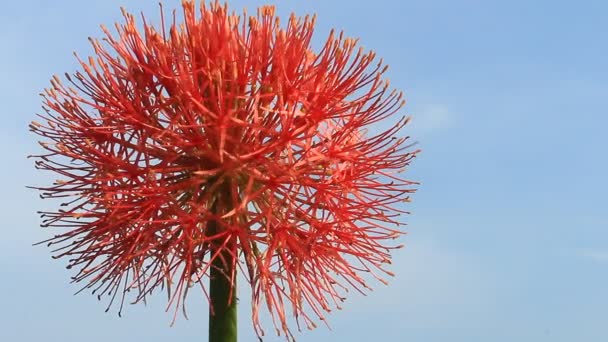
[{"left": 30, "top": 1, "right": 419, "bottom": 341}]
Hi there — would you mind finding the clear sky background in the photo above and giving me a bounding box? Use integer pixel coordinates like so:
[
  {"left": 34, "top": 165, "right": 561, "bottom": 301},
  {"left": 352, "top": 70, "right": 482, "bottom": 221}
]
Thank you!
[{"left": 1, "top": 0, "right": 607, "bottom": 341}]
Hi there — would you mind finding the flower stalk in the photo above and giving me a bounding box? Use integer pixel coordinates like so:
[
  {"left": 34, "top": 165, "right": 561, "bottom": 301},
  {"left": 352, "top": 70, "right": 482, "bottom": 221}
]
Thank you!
[
  {"left": 209, "top": 253, "right": 237, "bottom": 342},
  {"left": 208, "top": 182, "right": 237, "bottom": 342}
]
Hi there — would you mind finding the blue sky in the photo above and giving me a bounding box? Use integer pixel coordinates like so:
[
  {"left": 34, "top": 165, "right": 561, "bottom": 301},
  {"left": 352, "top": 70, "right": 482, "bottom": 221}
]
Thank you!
[{"left": 1, "top": 0, "right": 607, "bottom": 341}]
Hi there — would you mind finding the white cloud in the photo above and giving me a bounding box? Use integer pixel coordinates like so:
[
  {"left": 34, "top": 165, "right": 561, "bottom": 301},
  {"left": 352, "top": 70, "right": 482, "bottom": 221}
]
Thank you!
[
  {"left": 340, "top": 238, "right": 496, "bottom": 329},
  {"left": 408, "top": 104, "right": 453, "bottom": 135},
  {"left": 578, "top": 248, "right": 608, "bottom": 263}
]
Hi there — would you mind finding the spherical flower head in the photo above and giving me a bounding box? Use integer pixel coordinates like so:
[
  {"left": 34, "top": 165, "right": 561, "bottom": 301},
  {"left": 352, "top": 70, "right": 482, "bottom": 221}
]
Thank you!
[{"left": 30, "top": 0, "right": 419, "bottom": 339}]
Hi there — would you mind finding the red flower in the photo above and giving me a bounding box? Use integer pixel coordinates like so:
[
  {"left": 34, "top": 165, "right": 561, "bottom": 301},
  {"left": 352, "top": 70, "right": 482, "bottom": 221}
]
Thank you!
[{"left": 30, "top": 1, "right": 419, "bottom": 339}]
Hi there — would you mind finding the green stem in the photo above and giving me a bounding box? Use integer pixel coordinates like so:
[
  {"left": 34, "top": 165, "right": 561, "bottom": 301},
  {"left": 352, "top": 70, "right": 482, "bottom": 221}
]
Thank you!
[
  {"left": 208, "top": 183, "right": 237, "bottom": 342},
  {"left": 209, "top": 248, "right": 237, "bottom": 342}
]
